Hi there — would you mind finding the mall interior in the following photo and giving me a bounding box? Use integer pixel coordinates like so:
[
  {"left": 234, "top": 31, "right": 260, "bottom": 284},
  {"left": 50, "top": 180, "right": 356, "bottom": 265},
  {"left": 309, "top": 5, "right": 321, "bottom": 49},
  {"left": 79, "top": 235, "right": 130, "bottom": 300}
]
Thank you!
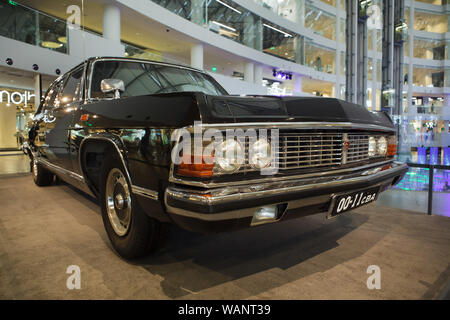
[{"left": 0, "top": 0, "right": 449, "bottom": 300}]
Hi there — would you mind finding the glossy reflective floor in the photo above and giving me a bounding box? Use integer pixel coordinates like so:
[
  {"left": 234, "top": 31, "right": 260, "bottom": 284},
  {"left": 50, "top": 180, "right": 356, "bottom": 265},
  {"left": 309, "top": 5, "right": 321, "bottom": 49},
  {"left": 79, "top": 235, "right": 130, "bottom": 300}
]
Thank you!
[
  {"left": 0, "top": 174, "right": 449, "bottom": 299},
  {"left": 0, "top": 153, "right": 30, "bottom": 175}
]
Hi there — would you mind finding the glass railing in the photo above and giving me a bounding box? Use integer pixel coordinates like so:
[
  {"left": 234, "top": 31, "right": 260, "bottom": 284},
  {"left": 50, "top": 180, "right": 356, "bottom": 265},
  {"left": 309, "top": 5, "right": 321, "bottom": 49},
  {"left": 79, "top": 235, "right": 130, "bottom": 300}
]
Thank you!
[
  {"left": 150, "top": 0, "right": 306, "bottom": 65},
  {"left": 0, "top": 0, "right": 68, "bottom": 54},
  {"left": 413, "top": 38, "right": 445, "bottom": 60},
  {"left": 376, "top": 152, "right": 450, "bottom": 217}
]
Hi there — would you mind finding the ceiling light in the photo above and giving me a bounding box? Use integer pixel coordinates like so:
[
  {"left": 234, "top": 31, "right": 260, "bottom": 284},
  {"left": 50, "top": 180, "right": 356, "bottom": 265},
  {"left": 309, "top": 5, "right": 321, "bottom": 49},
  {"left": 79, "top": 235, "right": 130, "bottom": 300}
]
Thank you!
[
  {"left": 41, "top": 41, "right": 63, "bottom": 49},
  {"left": 212, "top": 21, "right": 236, "bottom": 32},
  {"left": 263, "top": 23, "right": 292, "bottom": 37},
  {"left": 215, "top": 0, "right": 241, "bottom": 14}
]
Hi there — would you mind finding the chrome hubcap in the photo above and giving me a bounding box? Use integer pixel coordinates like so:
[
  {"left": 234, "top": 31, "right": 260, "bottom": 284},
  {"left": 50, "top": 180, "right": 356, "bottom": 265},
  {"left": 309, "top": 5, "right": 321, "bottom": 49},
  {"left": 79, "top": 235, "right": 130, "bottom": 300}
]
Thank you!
[
  {"left": 32, "top": 159, "right": 37, "bottom": 178},
  {"left": 106, "top": 168, "right": 131, "bottom": 236}
]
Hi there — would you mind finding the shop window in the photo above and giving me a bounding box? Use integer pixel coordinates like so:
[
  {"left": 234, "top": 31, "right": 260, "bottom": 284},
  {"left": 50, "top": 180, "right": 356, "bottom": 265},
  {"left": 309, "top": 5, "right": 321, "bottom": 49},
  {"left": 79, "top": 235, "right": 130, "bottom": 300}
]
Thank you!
[{"left": 302, "top": 78, "right": 335, "bottom": 97}]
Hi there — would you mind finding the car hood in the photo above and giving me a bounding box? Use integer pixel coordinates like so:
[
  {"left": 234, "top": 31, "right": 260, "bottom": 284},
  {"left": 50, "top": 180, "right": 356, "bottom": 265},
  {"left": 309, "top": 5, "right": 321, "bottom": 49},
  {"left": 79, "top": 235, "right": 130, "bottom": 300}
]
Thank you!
[
  {"left": 80, "top": 92, "right": 394, "bottom": 129},
  {"left": 199, "top": 94, "right": 394, "bottom": 128}
]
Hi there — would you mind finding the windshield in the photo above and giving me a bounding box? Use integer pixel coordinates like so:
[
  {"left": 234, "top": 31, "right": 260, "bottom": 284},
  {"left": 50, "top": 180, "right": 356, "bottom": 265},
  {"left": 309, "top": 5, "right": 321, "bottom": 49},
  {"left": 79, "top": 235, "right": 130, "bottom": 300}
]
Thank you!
[{"left": 90, "top": 60, "right": 228, "bottom": 99}]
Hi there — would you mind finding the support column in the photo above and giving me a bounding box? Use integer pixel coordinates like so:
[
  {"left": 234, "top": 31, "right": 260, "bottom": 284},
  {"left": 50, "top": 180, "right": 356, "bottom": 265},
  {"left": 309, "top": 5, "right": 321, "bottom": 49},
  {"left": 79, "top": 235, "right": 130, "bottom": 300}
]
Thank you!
[
  {"left": 294, "top": 36, "right": 305, "bottom": 65},
  {"left": 34, "top": 74, "right": 42, "bottom": 110},
  {"left": 371, "top": 30, "right": 377, "bottom": 110},
  {"left": 407, "top": 2, "right": 414, "bottom": 114},
  {"left": 103, "top": 5, "right": 121, "bottom": 43},
  {"left": 254, "top": 64, "right": 263, "bottom": 85},
  {"left": 191, "top": 0, "right": 204, "bottom": 26},
  {"left": 190, "top": 44, "right": 204, "bottom": 70},
  {"left": 243, "top": 14, "right": 255, "bottom": 49},
  {"left": 294, "top": 0, "right": 305, "bottom": 26},
  {"left": 345, "top": 0, "right": 358, "bottom": 103},
  {"left": 255, "top": 18, "right": 263, "bottom": 51},
  {"left": 335, "top": 0, "right": 342, "bottom": 99},
  {"left": 244, "top": 62, "right": 254, "bottom": 83},
  {"left": 294, "top": 75, "right": 302, "bottom": 94},
  {"left": 382, "top": 0, "right": 394, "bottom": 111}
]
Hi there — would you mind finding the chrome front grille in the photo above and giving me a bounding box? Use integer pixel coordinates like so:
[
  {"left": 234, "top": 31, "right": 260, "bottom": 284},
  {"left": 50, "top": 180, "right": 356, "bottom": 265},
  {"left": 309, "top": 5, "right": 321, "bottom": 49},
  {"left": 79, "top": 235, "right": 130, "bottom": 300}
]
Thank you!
[
  {"left": 277, "top": 133, "right": 343, "bottom": 170},
  {"left": 346, "top": 134, "right": 369, "bottom": 163},
  {"left": 239, "top": 131, "right": 370, "bottom": 173}
]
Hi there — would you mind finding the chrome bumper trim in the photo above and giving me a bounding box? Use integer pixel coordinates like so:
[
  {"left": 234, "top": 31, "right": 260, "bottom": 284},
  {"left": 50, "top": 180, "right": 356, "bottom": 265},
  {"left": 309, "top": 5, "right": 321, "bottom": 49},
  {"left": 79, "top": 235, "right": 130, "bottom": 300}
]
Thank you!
[
  {"left": 166, "top": 162, "right": 407, "bottom": 206},
  {"left": 169, "top": 159, "right": 394, "bottom": 188},
  {"left": 165, "top": 192, "right": 331, "bottom": 221}
]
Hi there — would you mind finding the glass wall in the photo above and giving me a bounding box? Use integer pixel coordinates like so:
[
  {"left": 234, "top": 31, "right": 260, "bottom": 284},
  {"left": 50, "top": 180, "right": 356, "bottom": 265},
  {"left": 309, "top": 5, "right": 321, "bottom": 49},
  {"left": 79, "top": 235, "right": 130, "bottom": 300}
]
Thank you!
[
  {"left": 305, "top": 4, "right": 336, "bottom": 40},
  {"left": 305, "top": 43, "right": 335, "bottom": 74},
  {"left": 415, "top": 0, "right": 444, "bottom": 5},
  {"left": 0, "top": 87, "right": 36, "bottom": 150},
  {"left": 0, "top": 0, "right": 68, "bottom": 53},
  {"left": 413, "top": 66, "right": 444, "bottom": 87},
  {"left": 413, "top": 10, "right": 447, "bottom": 33},
  {"left": 123, "top": 42, "right": 164, "bottom": 61},
  {"left": 151, "top": 0, "right": 307, "bottom": 65},
  {"left": 262, "top": 20, "right": 303, "bottom": 63},
  {"left": 414, "top": 38, "right": 445, "bottom": 60}
]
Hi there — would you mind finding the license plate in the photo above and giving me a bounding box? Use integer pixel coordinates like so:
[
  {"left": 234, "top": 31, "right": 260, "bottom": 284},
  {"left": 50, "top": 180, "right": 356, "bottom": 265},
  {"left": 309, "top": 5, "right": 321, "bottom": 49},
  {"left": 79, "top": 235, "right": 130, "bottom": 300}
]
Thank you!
[{"left": 329, "top": 186, "right": 380, "bottom": 218}]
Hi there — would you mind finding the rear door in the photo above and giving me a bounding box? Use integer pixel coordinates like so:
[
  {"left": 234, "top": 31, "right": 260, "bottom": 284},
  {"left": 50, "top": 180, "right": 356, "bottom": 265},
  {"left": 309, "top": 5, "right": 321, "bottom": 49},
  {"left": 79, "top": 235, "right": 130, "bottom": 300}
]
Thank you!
[{"left": 38, "top": 67, "right": 83, "bottom": 171}]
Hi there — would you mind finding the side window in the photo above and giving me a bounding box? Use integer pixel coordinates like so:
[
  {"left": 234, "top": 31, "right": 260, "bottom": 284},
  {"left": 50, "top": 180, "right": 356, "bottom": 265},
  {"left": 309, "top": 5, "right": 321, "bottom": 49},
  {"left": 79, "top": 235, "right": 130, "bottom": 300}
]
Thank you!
[
  {"left": 60, "top": 67, "right": 84, "bottom": 107},
  {"left": 42, "top": 79, "right": 64, "bottom": 111}
]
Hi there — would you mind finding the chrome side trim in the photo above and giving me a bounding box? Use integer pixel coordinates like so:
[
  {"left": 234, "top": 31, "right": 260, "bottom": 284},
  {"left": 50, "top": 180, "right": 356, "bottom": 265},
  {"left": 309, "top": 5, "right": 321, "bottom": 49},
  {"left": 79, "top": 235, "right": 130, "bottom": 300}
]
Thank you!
[
  {"left": 78, "top": 134, "right": 132, "bottom": 185},
  {"left": 132, "top": 185, "right": 159, "bottom": 201},
  {"left": 169, "top": 159, "right": 393, "bottom": 188},
  {"left": 38, "top": 158, "right": 85, "bottom": 183}
]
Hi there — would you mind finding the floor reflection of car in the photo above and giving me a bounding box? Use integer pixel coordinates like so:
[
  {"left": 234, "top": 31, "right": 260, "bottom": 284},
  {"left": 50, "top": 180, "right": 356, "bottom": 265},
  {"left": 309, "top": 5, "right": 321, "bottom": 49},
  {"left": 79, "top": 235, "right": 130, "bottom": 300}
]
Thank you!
[{"left": 27, "top": 57, "right": 408, "bottom": 259}]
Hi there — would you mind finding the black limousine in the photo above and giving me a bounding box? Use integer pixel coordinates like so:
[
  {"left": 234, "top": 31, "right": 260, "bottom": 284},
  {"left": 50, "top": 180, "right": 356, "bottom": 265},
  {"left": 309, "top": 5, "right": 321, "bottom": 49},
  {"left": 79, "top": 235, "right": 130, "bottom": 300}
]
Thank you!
[{"left": 27, "top": 57, "right": 408, "bottom": 259}]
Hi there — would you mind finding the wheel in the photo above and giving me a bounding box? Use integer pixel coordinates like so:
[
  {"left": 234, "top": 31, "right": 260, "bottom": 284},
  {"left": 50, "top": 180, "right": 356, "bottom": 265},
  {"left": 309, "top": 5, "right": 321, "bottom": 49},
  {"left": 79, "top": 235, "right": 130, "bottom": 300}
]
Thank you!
[
  {"left": 99, "top": 154, "right": 164, "bottom": 259},
  {"left": 31, "top": 157, "right": 54, "bottom": 186}
]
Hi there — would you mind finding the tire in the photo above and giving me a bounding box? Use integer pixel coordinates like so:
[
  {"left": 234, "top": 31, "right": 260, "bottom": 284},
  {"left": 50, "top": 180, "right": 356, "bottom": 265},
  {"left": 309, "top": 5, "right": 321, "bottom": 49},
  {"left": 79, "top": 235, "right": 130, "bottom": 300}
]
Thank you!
[
  {"left": 99, "top": 154, "right": 164, "bottom": 259},
  {"left": 31, "top": 157, "right": 54, "bottom": 186}
]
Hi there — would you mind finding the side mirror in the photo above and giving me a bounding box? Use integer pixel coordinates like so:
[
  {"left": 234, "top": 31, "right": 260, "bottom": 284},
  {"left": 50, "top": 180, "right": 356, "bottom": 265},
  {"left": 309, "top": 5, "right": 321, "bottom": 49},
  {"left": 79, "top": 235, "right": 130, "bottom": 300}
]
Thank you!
[{"left": 101, "top": 79, "right": 125, "bottom": 99}]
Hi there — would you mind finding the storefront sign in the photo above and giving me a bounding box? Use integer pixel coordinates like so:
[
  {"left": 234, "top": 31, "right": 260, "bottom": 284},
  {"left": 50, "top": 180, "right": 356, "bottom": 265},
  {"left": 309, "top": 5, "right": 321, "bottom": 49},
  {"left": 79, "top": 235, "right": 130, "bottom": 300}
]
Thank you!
[{"left": 0, "top": 90, "right": 35, "bottom": 106}]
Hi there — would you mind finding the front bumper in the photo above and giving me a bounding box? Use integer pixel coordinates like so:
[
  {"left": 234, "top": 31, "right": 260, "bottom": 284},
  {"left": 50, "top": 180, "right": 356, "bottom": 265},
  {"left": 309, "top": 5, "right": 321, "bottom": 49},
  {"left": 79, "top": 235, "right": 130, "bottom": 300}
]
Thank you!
[{"left": 165, "top": 161, "right": 408, "bottom": 233}]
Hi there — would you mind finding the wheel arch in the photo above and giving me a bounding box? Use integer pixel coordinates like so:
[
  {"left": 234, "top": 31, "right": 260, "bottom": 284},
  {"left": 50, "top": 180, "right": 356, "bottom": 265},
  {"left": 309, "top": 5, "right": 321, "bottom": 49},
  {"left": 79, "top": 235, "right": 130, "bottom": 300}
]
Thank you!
[{"left": 79, "top": 134, "right": 131, "bottom": 197}]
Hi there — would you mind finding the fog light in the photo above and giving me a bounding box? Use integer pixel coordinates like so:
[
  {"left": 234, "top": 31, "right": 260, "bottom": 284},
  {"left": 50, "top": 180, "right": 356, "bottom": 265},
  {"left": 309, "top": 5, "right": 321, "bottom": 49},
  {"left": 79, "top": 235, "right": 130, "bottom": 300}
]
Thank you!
[{"left": 251, "top": 205, "right": 278, "bottom": 226}]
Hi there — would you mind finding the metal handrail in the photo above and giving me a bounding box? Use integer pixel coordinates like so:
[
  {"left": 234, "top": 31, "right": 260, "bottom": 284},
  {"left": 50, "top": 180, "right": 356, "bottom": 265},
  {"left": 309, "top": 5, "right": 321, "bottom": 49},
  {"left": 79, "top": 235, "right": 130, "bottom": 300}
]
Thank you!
[{"left": 406, "top": 162, "right": 450, "bottom": 215}]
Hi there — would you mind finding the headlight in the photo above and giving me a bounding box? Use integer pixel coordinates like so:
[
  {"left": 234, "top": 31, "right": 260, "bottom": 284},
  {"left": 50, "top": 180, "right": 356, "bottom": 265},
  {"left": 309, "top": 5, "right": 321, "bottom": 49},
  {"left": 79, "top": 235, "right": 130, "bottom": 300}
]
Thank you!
[
  {"left": 249, "top": 139, "right": 272, "bottom": 169},
  {"left": 215, "top": 139, "right": 244, "bottom": 173},
  {"left": 377, "top": 136, "right": 387, "bottom": 156},
  {"left": 368, "top": 136, "right": 377, "bottom": 157}
]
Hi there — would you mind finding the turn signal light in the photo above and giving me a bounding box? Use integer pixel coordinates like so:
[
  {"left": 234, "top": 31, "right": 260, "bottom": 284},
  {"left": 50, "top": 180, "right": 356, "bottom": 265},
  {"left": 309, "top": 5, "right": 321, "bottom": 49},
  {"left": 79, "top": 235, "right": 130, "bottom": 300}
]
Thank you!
[
  {"left": 176, "top": 155, "right": 215, "bottom": 178},
  {"left": 387, "top": 136, "right": 397, "bottom": 157}
]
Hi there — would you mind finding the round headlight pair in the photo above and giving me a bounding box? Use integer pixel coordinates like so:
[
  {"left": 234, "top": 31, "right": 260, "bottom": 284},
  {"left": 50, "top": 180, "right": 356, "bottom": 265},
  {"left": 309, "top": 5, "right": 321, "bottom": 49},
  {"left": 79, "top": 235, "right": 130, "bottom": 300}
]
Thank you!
[
  {"left": 214, "top": 139, "right": 244, "bottom": 173},
  {"left": 213, "top": 138, "right": 272, "bottom": 173},
  {"left": 368, "top": 136, "right": 387, "bottom": 157}
]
